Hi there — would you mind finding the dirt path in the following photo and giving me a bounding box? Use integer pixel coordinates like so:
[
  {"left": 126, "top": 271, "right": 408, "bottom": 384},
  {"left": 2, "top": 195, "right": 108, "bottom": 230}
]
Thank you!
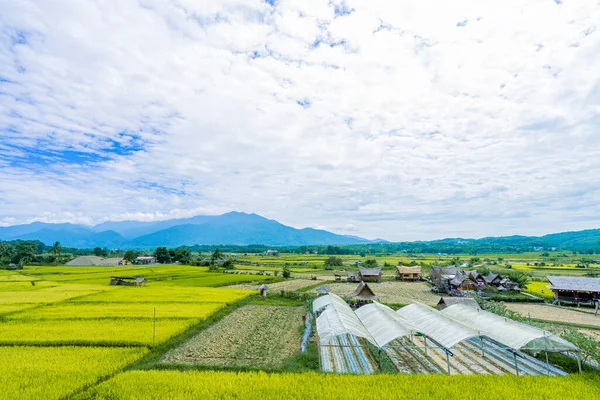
[{"left": 505, "top": 303, "right": 600, "bottom": 328}]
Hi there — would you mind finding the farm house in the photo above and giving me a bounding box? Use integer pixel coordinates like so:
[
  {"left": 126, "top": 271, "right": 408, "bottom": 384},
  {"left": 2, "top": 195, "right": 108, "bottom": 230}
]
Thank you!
[
  {"left": 547, "top": 276, "right": 600, "bottom": 306},
  {"left": 314, "top": 294, "right": 580, "bottom": 375},
  {"left": 396, "top": 265, "right": 422, "bottom": 281},
  {"left": 358, "top": 266, "right": 382, "bottom": 282}
]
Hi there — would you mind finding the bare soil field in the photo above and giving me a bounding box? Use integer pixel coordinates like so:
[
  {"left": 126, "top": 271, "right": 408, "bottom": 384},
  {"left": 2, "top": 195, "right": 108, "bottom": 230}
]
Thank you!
[
  {"left": 161, "top": 305, "right": 305, "bottom": 368},
  {"left": 505, "top": 303, "right": 600, "bottom": 328},
  {"left": 313, "top": 281, "right": 439, "bottom": 306}
]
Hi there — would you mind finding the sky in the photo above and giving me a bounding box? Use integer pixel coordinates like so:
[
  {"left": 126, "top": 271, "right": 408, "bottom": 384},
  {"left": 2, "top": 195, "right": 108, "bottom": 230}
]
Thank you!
[{"left": 1, "top": 0, "right": 600, "bottom": 242}]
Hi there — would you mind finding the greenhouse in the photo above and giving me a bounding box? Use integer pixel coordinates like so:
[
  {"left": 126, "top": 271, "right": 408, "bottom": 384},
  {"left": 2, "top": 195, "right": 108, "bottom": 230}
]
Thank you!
[{"left": 314, "top": 296, "right": 580, "bottom": 376}]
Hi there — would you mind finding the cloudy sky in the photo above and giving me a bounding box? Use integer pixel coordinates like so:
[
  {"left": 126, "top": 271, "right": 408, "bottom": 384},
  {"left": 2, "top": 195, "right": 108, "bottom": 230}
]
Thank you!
[{"left": 1, "top": 0, "right": 599, "bottom": 241}]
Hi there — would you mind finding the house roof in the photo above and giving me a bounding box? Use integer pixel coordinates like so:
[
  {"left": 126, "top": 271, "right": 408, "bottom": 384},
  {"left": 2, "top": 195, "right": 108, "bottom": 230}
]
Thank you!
[
  {"left": 346, "top": 282, "right": 377, "bottom": 300},
  {"left": 316, "top": 285, "right": 330, "bottom": 294},
  {"left": 136, "top": 256, "right": 156, "bottom": 261},
  {"left": 449, "top": 272, "right": 468, "bottom": 286},
  {"left": 437, "top": 297, "right": 480, "bottom": 310},
  {"left": 396, "top": 265, "right": 422, "bottom": 274},
  {"left": 358, "top": 266, "right": 382, "bottom": 276},
  {"left": 66, "top": 256, "right": 122, "bottom": 266},
  {"left": 135, "top": 277, "right": 147, "bottom": 282},
  {"left": 483, "top": 272, "right": 501, "bottom": 283},
  {"left": 547, "top": 276, "right": 600, "bottom": 292},
  {"left": 431, "top": 265, "right": 459, "bottom": 276}
]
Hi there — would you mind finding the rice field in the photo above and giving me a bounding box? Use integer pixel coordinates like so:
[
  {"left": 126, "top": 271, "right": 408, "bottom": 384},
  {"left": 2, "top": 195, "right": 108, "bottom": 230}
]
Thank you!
[
  {"left": 0, "top": 318, "right": 198, "bottom": 346},
  {"left": 71, "top": 286, "right": 252, "bottom": 303},
  {"left": 0, "top": 346, "right": 147, "bottom": 400},
  {"left": 523, "top": 281, "right": 554, "bottom": 299},
  {"left": 162, "top": 305, "right": 305, "bottom": 368},
  {"left": 8, "top": 302, "right": 225, "bottom": 320},
  {"left": 76, "top": 370, "right": 600, "bottom": 400},
  {"left": 227, "top": 279, "right": 318, "bottom": 292}
]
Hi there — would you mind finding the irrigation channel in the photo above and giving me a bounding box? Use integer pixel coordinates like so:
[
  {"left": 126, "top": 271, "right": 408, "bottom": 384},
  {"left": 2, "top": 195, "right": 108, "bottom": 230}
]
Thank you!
[{"left": 320, "top": 336, "right": 568, "bottom": 376}]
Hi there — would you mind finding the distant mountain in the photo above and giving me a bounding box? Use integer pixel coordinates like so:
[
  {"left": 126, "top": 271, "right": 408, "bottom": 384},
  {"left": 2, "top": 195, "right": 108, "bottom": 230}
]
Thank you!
[{"left": 0, "top": 212, "right": 376, "bottom": 248}]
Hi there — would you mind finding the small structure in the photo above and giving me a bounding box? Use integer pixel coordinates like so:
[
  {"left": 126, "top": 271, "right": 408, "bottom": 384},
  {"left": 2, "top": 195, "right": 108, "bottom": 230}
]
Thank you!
[
  {"left": 464, "top": 270, "right": 485, "bottom": 285},
  {"left": 346, "top": 271, "right": 359, "bottom": 283},
  {"left": 266, "top": 249, "right": 278, "bottom": 256},
  {"left": 547, "top": 276, "right": 600, "bottom": 306},
  {"left": 110, "top": 276, "right": 147, "bottom": 286},
  {"left": 333, "top": 271, "right": 344, "bottom": 281},
  {"left": 67, "top": 256, "right": 123, "bottom": 266},
  {"left": 358, "top": 266, "right": 382, "bottom": 283},
  {"left": 396, "top": 265, "right": 422, "bottom": 281},
  {"left": 135, "top": 256, "right": 156, "bottom": 265},
  {"left": 437, "top": 297, "right": 481, "bottom": 311},
  {"left": 258, "top": 284, "right": 268, "bottom": 297},
  {"left": 316, "top": 285, "right": 330, "bottom": 295},
  {"left": 345, "top": 282, "right": 377, "bottom": 301}
]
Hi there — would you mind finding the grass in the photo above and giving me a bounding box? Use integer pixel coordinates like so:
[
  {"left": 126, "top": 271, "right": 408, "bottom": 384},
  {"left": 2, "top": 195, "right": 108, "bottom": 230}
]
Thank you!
[
  {"left": 0, "top": 346, "right": 147, "bottom": 400},
  {"left": 71, "top": 286, "right": 252, "bottom": 303},
  {"left": 76, "top": 370, "right": 600, "bottom": 400}
]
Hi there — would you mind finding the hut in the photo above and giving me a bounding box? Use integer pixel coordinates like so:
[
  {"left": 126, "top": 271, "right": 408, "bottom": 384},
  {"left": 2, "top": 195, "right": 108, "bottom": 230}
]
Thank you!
[
  {"left": 464, "top": 270, "right": 485, "bottom": 286},
  {"left": 110, "top": 276, "right": 146, "bottom": 286},
  {"left": 396, "top": 265, "right": 422, "bottom": 281},
  {"left": 547, "top": 276, "right": 600, "bottom": 306},
  {"left": 316, "top": 285, "right": 330, "bottom": 295},
  {"left": 358, "top": 266, "right": 382, "bottom": 283},
  {"left": 346, "top": 271, "right": 359, "bottom": 283},
  {"left": 135, "top": 256, "right": 156, "bottom": 265},
  {"left": 345, "top": 282, "right": 377, "bottom": 301},
  {"left": 436, "top": 297, "right": 481, "bottom": 311},
  {"left": 333, "top": 271, "right": 344, "bottom": 281},
  {"left": 258, "top": 284, "right": 268, "bottom": 297}
]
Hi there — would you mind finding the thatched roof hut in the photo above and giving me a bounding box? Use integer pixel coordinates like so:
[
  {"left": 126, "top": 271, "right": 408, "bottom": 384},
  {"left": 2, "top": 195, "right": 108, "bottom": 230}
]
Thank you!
[
  {"left": 345, "top": 282, "right": 377, "bottom": 301},
  {"left": 396, "top": 265, "right": 422, "bottom": 281}
]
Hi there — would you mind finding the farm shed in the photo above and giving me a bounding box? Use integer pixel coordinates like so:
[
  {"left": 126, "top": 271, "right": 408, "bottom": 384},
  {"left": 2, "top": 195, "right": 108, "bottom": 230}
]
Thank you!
[
  {"left": 135, "top": 256, "right": 156, "bottom": 265},
  {"left": 346, "top": 271, "right": 359, "bottom": 282},
  {"left": 110, "top": 276, "right": 146, "bottom": 286},
  {"left": 333, "top": 271, "right": 344, "bottom": 281},
  {"left": 358, "top": 266, "right": 382, "bottom": 282},
  {"left": 436, "top": 297, "right": 480, "bottom": 311},
  {"left": 396, "top": 265, "right": 422, "bottom": 281},
  {"left": 346, "top": 282, "right": 378, "bottom": 301},
  {"left": 546, "top": 276, "right": 600, "bottom": 305},
  {"left": 258, "top": 284, "right": 268, "bottom": 297}
]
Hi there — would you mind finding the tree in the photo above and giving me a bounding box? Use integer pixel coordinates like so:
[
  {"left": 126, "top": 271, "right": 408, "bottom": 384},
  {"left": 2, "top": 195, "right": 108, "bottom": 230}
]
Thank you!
[
  {"left": 323, "top": 256, "right": 343, "bottom": 270},
  {"left": 364, "top": 259, "right": 378, "bottom": 268},
  {"left": 50, "top": 241, "right": 61, "bottom": 265},
  {"left": 155, "top": 247, "right": 171, "bottom": 264},
  {"left": 282, "top": 265, "right": 291, "bottom": 278},
  {"left": 211, "top": 248, "right": 224, "bottom": 261},
  {"left": 174, "top": 247, "right": 192, "bottom": 265},
  {"left": 222, "top": 259, "right": 234, "bottom": 269},
  {"left": 506, "top": 271, "right": 530, "bottom": 289},
  {"left": 15, "top": 241, "right": 37, "bottom": 266},
  {"left": 123, "top": 250, "right": 138, "bottom": 264},
  {"left": 93, "top": 247, "right": 106, "bottom": 257},
  {"left": 0, "top": 242, "right": 16, "bottom": 266}
]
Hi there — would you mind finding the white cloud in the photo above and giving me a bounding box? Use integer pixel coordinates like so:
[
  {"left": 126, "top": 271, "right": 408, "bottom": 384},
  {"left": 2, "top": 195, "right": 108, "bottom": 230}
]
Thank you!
[{"left": 1, "top": 0, "right": 600, "bottom": 240}]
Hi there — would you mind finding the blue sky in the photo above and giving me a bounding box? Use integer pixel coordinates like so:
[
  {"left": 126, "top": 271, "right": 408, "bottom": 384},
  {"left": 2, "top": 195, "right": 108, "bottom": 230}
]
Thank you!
[{"left": 1, "top": 0, "right": 600, "bottom": 241}]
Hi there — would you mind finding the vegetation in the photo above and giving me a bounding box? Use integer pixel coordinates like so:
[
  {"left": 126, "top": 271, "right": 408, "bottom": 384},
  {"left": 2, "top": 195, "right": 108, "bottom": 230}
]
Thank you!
[
  {"left": 0, "top": 346, "right": 147, "bottom": 400},
  {"left": 78, "top": 371, "right": 600, "bottom": 399}
]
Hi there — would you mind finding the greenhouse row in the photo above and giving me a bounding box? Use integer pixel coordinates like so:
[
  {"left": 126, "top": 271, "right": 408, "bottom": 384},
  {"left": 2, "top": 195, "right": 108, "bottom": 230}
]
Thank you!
[{"left": 313, "top": 294, "right": 580, "bottom": 375}]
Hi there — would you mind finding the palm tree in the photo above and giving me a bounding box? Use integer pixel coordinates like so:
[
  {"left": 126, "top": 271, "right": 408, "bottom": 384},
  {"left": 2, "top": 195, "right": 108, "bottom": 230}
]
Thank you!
[{"left": 51, "top": 241, "right": 61, "bottom": 265}]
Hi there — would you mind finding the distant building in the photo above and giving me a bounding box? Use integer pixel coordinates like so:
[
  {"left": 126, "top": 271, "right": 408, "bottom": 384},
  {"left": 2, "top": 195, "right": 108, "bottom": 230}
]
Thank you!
[
  {"left": 396, "top": 265, "right": 422, "bottom": 281},
  {"left": 266, "top": 249, "right": 278, "bottom": 256},
  {"left": 346, "top": 282, "right": 378, "bottom": 301},
  {"left": 135, "top": 256, "right": 156, "bottom": 265}
]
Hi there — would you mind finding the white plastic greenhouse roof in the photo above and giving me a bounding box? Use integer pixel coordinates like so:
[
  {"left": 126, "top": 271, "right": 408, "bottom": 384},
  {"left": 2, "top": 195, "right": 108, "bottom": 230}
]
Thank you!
[
  {"left": 396, "top": 303, "right": 479, "bottom": 349},
  {"left": 312, "top": 293, "right": 347, "bottom": 313},
  {"left": 441, "top": 304, "right": 579, "bottom": 352},
  {"left": 316, "top": 298, "right": 377, "bottom": 346},
  {"left": 355, "top": 302, "right": 412, "bottom": 347}
]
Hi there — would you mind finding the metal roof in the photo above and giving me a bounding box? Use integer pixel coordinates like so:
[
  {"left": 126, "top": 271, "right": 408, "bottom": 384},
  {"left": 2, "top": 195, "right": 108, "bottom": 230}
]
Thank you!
[
  {"left": 358, "top": 266, "right": 382, "bottom": 275},
  {"left": 355, "top": 302, "right": 412, "bottom": 347},
  {"left": 546, "top": 276, "right": 600, "bottom": 292}
]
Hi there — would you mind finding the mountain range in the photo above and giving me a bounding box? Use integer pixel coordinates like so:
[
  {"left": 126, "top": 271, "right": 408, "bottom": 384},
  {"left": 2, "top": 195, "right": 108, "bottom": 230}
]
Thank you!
[{"left": 0, "top": 212, "right": 381, "bottom": 248}]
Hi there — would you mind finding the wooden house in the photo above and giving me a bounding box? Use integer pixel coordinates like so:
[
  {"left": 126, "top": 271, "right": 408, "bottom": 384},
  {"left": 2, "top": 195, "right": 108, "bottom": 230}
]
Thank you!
[
  {"left": 396, "top": 265, "right": 422, "bottom": 281},
  {"left": 358, "top": 266, "right": 382, "bottom": 283}
]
